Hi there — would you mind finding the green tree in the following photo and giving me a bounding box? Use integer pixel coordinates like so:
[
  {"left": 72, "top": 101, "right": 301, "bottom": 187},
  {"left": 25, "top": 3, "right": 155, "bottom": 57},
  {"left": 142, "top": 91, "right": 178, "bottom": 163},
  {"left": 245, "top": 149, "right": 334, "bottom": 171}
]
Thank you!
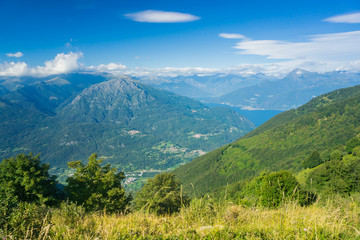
[
  {"left": 243, "top": 171, "right": 315, "bottom": 208},
  {"left": 306, "top": 153, "right": 360, "bottom": 195},
  {"left": 0, "top": 153, "right": 58, "bottom": 238},
  {"left": 345, "top": 135, "right": 360, "bottom": 153},
  {"left": 65, "top": 153, "right": 131, "bottom": 213},
  {"left": 330, "top": 149, "right": 343, "bottom": 161},
  {"left": 135, "top": 173, "right": 189, "bottom": 215},
  {"left": 0, "top": 153, "right": 59, "bottom": 206},
  {"left": 303, "top": 151, "right": 322, "bottom": 169}
]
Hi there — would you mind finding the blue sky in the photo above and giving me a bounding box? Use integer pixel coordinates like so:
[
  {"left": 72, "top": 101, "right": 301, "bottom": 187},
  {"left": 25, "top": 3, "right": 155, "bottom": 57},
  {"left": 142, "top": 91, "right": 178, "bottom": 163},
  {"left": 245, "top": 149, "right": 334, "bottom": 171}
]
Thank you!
[{"left": 0, "top": 0, "right": 359, "bottom": 77}]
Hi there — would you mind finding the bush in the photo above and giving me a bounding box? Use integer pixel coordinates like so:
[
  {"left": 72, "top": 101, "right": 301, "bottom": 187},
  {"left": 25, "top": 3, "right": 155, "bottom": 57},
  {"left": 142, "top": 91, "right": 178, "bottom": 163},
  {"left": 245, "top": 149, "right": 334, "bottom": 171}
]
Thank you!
[
  {"left": 306, "top": 153, "right": 360, "bottom": 195},
  {"left": 303, "top": 151, "right": 322, "bottom": 169},
  {"left": 0, "top": 153, "right": 60, "bottom": 206},
  {"left": 0, "top": 202, "right": 50, "bottom": 239},
  {"left": 65, "top": 153, "right": 131, "bottom": 213},
  {"left": 345, "top": 135, "right": 360, "bottom": 153},
  {"left": 135, "top": 173, "right": 190, "bottom": 215},
  {"left": 242, "top": 170, "right": 315, "bottom": 208},
  {"left": 51, "top": 201, "right": 86, "bottom": 229},
  {"left": 0, "top": 153, "right": 60, "bottom": 238}
]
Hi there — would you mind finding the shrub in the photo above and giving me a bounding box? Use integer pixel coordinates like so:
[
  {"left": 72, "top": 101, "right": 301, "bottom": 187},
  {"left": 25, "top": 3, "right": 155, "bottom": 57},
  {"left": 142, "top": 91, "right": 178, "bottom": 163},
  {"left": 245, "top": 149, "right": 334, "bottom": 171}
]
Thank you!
[
  {"left": 51, "top": 201, "right": 86, "bottom": 229},
  {"left": 242, "top": 170, "right": 315, "bottom": 208},
  {"left": 0, "top": 153, "right": 60, "bottom": 238},
  {"left": 303, "top": 151, "right": 322, "bottom": 169},
  {"left": 306, "top": 153, "right": 360, "bottom": 195},
  {"left": 0, "top": 202, "right": 50, "bottom": 239},
  {"left": 345, "top": 135, "right": 360, "bottom": 153},
  {"left": 0, "top": 153, "right": 60, "bottom": 206},
  {"left": 135, "top": 172, "right": 190, "bottom": 215}
]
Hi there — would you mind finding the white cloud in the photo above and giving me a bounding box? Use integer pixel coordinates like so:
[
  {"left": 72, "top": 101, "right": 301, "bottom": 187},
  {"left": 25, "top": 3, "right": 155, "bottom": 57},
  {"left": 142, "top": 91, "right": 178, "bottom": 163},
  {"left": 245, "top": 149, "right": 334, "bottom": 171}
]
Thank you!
[
  {"left": 0, "top": 62, "right": 28, "bottom": 76},
  {"left": 324, "top": 12, "right": 360, "bottom": 23},
  {"left": 127, "top": 56, "right": 360, "bottom": 78},
  {"left": 128, "top": 67, "right": 221, "bottom": 77},
  {"left": 97, "top": 63, "right": 127, "bottom": 71},
  {"left": 219, "top": 33, "right": 246, "bottom": 39},
  {"left": 0, "top": 52, "right": 83, "bottom": 77},
  {"left": 6, "top": 52, "right": 24, "bottom": 58},
  {"left": 124, "top": 10, "right": 200, "bottom": 23},
  {"left": 33, "top": 52, "right": 83, "bottom": 76},
  {"left": 234, "top": 31, "right": 360, "bottom": 64},
  {"left": 336, "top": 59, "right": 360, "bottom": 72},
  {"left": 87, "top": 63, "right": 127, "bottom": 73}
]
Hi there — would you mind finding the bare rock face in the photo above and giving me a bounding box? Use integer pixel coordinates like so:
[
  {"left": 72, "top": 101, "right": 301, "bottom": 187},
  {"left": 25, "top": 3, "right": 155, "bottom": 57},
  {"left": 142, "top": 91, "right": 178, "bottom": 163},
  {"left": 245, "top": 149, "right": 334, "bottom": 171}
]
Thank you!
[{"left": 63, "top": 77, "right": 155, "bottom": 123}]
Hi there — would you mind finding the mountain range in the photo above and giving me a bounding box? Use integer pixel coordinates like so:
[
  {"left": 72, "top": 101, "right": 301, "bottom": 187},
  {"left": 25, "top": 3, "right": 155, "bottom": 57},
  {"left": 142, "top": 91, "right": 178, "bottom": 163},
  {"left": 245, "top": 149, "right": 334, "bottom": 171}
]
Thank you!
[
  {"left": 138, "top": 69, "right": 360, "bottom": 111},
  {"left": 0, "top": 73, "right": 254, "bottom": 176},
  {"left": 214, "top": 69, "right": 360, "bottom": 110},
  {"left": 138, "top": 73, "right": 273, "bottom": 100}
]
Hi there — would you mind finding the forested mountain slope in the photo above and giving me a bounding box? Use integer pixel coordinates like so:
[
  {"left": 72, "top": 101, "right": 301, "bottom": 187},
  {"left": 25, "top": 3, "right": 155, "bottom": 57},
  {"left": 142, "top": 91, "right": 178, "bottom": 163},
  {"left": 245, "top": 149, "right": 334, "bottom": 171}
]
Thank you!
[
  {"left": 174, "top": 85, "right": 360, "bottom": 196},
  {"left": 0, "top": 74, "right": 254, "bottom": 174}
]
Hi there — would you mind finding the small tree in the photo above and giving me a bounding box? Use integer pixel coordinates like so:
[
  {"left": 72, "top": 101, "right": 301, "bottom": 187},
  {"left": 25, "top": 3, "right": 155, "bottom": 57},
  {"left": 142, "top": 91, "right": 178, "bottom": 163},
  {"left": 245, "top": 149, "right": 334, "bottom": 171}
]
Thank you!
[
  {"left": 345, "top": 136, "right": 360, "bottom": 154},
  {"left": 0, "top": 153, "right": 59, "bottom": 237},
  {"left": 135, "top": 172, "right": 189, "bottom": 215},
  {"left": 303, "top": 151, "right": 322, "bottom": 169},
  {"left": 65, "top": 153, "right": 131, "bottom": 213},
  {"left": 243, "top": 171, "right": 315, "bottom": 208},
  {"left": 0, "top": 153, "right": 59, "bottom": 206}
]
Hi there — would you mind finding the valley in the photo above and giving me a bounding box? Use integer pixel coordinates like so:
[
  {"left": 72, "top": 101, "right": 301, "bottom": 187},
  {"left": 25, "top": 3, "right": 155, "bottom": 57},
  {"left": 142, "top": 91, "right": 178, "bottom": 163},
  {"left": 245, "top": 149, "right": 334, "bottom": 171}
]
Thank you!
[{"left": 0, "top": 73, "right": 255, "bottom": 183}]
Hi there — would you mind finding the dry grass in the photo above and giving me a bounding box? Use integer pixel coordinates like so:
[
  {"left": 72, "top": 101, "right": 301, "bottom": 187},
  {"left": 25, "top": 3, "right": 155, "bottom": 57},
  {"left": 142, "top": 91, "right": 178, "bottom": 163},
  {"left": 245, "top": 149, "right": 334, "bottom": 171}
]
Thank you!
[{"left": 4, "top": 196, "right": 360, "bottom": 239}]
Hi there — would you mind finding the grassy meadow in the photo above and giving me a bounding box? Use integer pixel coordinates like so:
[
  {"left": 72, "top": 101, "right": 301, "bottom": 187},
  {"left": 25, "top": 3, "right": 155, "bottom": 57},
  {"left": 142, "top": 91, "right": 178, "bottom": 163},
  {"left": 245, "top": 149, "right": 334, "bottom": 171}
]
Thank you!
[{"left": 3, "top": 195, "right": 360, "bottom": 240}]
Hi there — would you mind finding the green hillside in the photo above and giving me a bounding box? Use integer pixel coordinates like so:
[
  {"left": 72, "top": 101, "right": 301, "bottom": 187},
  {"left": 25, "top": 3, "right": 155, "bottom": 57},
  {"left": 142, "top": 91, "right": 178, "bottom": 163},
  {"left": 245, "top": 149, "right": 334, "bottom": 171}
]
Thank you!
[{"left": 174, "top": 85, "right": 360, "bottom": 196}]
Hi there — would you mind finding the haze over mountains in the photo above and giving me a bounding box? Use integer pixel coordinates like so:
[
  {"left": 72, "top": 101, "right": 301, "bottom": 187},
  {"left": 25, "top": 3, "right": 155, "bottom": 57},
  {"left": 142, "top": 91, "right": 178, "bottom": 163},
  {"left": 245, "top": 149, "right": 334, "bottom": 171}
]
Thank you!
[
  {"left": 0, "top": 73, "right": 254, "bottom": 175},
  {"left": 139, "top": 69, "right": 360, "bottom": 111},
  {"left": 138, "top": 73, "right": 274, "bottom": 100}
]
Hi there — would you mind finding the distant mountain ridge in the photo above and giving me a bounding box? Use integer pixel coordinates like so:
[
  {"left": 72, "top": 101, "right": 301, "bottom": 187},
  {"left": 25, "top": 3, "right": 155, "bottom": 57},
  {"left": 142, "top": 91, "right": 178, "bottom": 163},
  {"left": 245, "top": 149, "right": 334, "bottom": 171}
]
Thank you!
[
  {"left": 0, "top": 73, "right": 254, "bottom": 175},
  {"left": 138, "top": 73, "right": 274, "bottom": 100},
  {"left": 137, "top": 69, "right": 360, "bottom": 111},
  {"left": 214, "top": 69, "right": 360, "bottom": 110}
]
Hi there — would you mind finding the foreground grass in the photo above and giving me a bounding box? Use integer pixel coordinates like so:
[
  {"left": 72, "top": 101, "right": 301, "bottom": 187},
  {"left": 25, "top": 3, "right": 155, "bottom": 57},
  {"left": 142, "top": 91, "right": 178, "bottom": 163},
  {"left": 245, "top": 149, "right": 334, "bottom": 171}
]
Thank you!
[{"left": 4, "top": 196, "right": 360, "bottom": 239}]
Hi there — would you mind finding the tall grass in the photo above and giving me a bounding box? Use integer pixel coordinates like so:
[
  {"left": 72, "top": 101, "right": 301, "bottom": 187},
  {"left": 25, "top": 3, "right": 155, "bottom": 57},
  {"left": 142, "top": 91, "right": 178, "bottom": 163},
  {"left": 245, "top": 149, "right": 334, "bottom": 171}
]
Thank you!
[{"left": 3, "top": 195, "right": 360, "bottom": 239}]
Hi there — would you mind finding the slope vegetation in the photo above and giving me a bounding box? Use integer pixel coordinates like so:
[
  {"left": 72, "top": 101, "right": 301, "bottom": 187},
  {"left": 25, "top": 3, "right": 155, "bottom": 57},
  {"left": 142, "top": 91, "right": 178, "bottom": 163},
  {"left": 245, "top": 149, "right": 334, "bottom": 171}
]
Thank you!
[{"left": 174, "top": 85, "right": 360, "bottom": 196}]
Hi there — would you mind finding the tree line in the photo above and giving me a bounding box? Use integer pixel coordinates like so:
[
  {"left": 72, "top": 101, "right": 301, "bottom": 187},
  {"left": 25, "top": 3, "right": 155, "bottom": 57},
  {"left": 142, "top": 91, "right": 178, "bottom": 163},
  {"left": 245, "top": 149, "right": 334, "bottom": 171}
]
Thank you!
[{"left": 0, "top": 153, "right": 188, "bottom": 237}]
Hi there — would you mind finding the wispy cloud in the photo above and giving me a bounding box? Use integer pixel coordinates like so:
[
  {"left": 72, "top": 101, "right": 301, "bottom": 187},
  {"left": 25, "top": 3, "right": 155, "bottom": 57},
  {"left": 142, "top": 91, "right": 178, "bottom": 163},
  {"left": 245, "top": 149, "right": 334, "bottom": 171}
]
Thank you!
[
  {"left": 234, "top": 31, "right": 360, "bottom": 63},
  {"left": 219, "top": 33, "right": 246, "bottom": 39},
  {"left": 324, "top": 12, "right": 360, "bottom": 23},
  {"left": 6, "top": 52, "right": 24, "bottom": 58},
  {"left": 124, "top": 10, "right": 200, "bottom": 23}
]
